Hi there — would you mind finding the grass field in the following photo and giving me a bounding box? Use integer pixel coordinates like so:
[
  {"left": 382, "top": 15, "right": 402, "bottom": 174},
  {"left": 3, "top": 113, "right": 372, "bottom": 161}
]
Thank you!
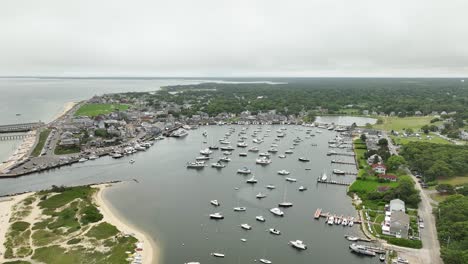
[
  {"left": 75, "top": 103, "right": 129, "bottom": 117},
  {"left": 31, "top": 129, "right": 51, "bottom": 157},
  {"left": 371, "top": 116, "right": 433, "bottom": 131},
  {"left": 437, "top": 176, "right": 468, "bottom": 186},
  {"left": 390, "top": 133, "right": 451, "bottom": 145},
  {"left": 349, "top": 178, "right": 399, "bottom": 193},
  {"left": 54, "top": 145, "right": 80, "bottom": 155}
]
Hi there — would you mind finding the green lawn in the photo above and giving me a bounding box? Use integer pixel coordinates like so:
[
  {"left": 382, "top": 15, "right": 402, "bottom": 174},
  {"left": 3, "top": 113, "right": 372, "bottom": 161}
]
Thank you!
[
  {"left": 390, "top": 133, "right": 451, "bottom": 145},
  {"left": 372, "top": 116, "right": 433, "bottom": 131},
  {"left": 31, "top": 129, "right": 51, "bottom": 157},
  {"left": 349, "top": 178, "right": 399, "bottom": 193},
  {"left": 54, "top": 145, "right": 81, "bottom": 155},
  {"left": 75, "top": 103, "right": 129, "bottom": 117}
]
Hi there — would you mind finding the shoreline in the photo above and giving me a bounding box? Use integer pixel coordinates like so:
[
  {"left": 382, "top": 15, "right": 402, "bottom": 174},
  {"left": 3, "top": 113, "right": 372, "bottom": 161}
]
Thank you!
[
  {"left": 94, "top": 183, "right": 159, "bottom": 264},
  {"left": 0, "top": 130, "right": 37, "bottom": 173},
  {"left": 52, "top": 101, "right": 78, "bottom": 121}
]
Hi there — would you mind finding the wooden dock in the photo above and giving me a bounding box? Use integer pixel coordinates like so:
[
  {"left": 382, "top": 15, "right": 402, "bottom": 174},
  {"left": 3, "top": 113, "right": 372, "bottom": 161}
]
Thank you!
[
  {"left": 331, "top": 160, "right": 356, "bottom": 165},
  {"left": 327, "top": 152, "right": 355, "bottom": 157},
  {"left": 317, "top": 179, "right": 351, "bottom": 186}
]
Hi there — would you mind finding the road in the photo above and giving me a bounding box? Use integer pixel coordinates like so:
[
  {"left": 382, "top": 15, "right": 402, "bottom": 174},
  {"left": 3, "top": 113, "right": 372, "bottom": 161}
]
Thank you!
[{"left": 378, "top": 132, "right": 443, "bottom": 263}]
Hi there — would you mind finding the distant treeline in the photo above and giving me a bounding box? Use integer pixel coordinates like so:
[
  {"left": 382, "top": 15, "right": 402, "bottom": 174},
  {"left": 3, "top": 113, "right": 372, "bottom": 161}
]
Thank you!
[
  {"left": 150, "top": 78, "right": 468, "bottom": 117},
  {"left": 400, "top": 142, "right": 468, "bottom": 181}
]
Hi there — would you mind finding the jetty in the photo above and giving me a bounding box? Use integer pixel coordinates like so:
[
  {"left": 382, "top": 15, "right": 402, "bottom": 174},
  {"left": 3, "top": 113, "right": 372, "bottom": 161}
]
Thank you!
[
  {"left": 317, "top": 178, "right": 351, "bottom": 186},
  {"left": 0, "top": 122, "right": 43, "bottom": 133},
  {"left": 331, "top": 159, "right": 356, "bottom": 165},
  {"left": 327, "top": 152, "right": 355, "bottom": 157},
  {"left": 0, "top": 134, "right": 35, "bottom": 141}
]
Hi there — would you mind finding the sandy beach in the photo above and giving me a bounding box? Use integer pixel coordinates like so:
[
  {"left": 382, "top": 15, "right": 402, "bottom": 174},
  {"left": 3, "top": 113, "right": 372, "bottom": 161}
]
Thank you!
[
  {"left": 0, "top": 130, "right": 37, "bottom": 173},
  {"left": 94, "top": 183, "right": 159, "bottom": 264},
  {"left": 0, "top": 193, "right": 33, "bottom": 262},
  {"left": 52, "top": 101, "right": 78, "bottom": 121}
]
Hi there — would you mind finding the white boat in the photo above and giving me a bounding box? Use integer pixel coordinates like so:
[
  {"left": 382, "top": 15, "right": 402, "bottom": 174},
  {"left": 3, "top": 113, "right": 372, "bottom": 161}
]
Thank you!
[
  {"left": 345, "top": 236, "right": 359, "bottom": 241},
  {"left": 333, "top": 169, "right": 346, "bottom": 175},
  {"left": 200, "top": 148, "right": 213, "bottom": 155},
  {"left": 211, "top": 162, "right": 225, "bottom": 168},
  {"left": 233, "top": 207, "right": 247, "bottom": 212},
  {"left": 219, "top": 140, "right": 230, "bottom": 145},
  {"left": 270, "top": 207, "right": 284, "bottom": 217},
  {"left": 285, "top": 177, "right": 297, "bottom": 182},
  {"left": 349, "top": 243, "right": 375, "bottom": 256},
  {"left": 298, "top": 157, "right": 310, "bottom": 162},
  {"left": 171, "top": 129, "right": 188, "bottom": 137},
  {"left": 259, "top": 152, "right": 271, "bottom": 157},
  {"left": 259, "top": 259, "right": 272, "bottom": 264},
  {"left": 237, "top": 142, "right": 248, "bottom": 148},
  {"left": 256, "top": 192, "right": 267, "bottom": 199},
  {"left": 256, "top": 215, "right": 266, "bottom": 222},
  {"left": 240, "top": 223, "right": 252, "bottom": 230},
  {"left": 246, "top": 176, "right": 258, "bottom": 184},
  {"left": 220, "top": 145, "right": 234, "bottom": 151},
  {"left": 209, "top": 212, "right": 224, "bottom": 219},
  {"left": 241, "top": 238, "right": 247, "bottom": 242},
  {"left": 290, "top": 240, "right": 307, "bottom": 250},
  {"left": 78, "top": 157, "right": 88, "bottom": 163},
  {"left": 256, "top": 157, "right": 272, "bottom": 165},
  {"left": 253, "top": 138, "right": 263, "bottom": 144},
  {"left": 208, "top": 145, "right": 219, "bottom": 150},
  {"left": 196, "top": 156, "right": 210, "bottom": 161},
  {"left": 88, "top": 154, "right": 98, "bottom": 160},
  {"left": 298, "top": 186, "right": 307, "bottom": 191},
  {"left": 269, "top": 228, "right": 281, "bottom": 235},
  {"left": 267, "top": 148, "right": 278, "bottom": 153},
  {"left": 210, "top": 200, "right": 220, "bottom": 206},
  {"left": 278, "top": 154, "right": 286, "bottom": 158},
  {"left": 237, "top": 167, "right": 251, "bottom": 174},
  {"left": 211, "top": 253, "right": 225, "bottom": 258},
  {"left": 349, "top": 220, "right": 354, "bottom": 227},
  {"left": 320, "top": 172, "right": 328, "bottom": 181},
  {"left": 248, "top": 146, "right": 259, "bottom": 152},
  {"left": 266, "top": 185, "right": 276, "bottom": 190},
  {"left": 379, "top": 254, "right": 386, "bottom": 262},
  {"left": 219, "top": 157, "right": 231, "bottom": 162},
  {"left": 185, "top": 262, "right": 200, "bottom": 264},
  {"left": 186, "top": 161, "right": 206, "bottom": 169},
  {"left": 285, "top": 150, "right": 293, "bottom": 154},
  {"left": 277, "top": 170, "right": 290, "bottom": 175},
  {"left": 278, "top": 202, "right": 293, "bottom": 208},
  {"left": 342, "top": 218, "right": 348, "bottom": 226},
  {"left": 239, "top": 152, "right": 247, "bottom": 157},
  {"left": 327, "top": 216, "right": 334, "bottom": 225},
  {"left": 222, "top": 151, "right": 232, "bottom": 155}
]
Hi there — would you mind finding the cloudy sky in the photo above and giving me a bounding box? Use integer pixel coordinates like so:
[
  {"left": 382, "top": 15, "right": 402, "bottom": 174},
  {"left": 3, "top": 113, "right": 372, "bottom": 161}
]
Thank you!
[{"left": 1, "top": 0, "right": 467, "bottom": 77}]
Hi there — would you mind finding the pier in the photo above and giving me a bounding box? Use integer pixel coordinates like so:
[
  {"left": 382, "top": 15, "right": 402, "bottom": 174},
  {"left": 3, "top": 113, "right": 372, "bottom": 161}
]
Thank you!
[
  {"left": 331, "top": 160, "right": 356, "bottom": 165},
  {"left": 0, "top": 122, "right": 44, "bottom": 133},
  {"left": 317, "top": 178, "right": 351, "bottom": 186},
  {"left": 327, "top": 152, "right": 355, "bottom": 157},
  {"left": 0, "top": 134, "right": 35, "bottom": 141}
]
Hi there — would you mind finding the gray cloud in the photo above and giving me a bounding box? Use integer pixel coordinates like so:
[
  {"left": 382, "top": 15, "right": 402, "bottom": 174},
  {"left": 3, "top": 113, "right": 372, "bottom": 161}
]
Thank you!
[{"left": 0, "top": 0, "right": 467, "bottom": 77}]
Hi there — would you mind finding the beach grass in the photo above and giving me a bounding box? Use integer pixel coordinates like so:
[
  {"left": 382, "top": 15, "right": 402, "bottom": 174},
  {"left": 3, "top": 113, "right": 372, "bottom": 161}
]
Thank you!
[
  {"left": 372, "top": 116, "right": 434, "bottom": 131},
  {"left": 75, "top": 103, "right": 129, "bottom": 117},
  {"left": 31, "top": 129, "right": 51, "bottom": 157}
]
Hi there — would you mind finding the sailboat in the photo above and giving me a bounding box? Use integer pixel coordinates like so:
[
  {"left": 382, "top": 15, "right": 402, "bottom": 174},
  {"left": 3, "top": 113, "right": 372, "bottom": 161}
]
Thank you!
[{"left": 278, "top": 183, "right": 293, "bottom": 207}]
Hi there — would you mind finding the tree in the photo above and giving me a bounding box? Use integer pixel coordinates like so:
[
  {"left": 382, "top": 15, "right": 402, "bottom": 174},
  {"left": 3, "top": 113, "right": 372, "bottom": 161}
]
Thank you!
[
  {"left": 406, "top": 128, "right": 414, "bottom": 135},
  {"left": 378, "top": 138, "right": 388, "bottom": 147},
  {"left": 436, "top": 184, "right": 455, "bottom": 194},
  {"left": 386, "top": 155, "right": 407, "bottom": 171},
  {"left": 360, "top": 134, "right": 367, "bottom": 142}
]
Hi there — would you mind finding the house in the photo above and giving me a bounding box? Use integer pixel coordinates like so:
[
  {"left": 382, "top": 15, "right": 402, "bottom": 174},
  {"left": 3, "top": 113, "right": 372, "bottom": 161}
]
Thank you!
[
  {"left": 390, "top": 199, "right": 406, "bottom": 212},
  {"left": 60, "top": 137, "right": 80, "bottom": 146},
  {"left": 378, "top": 174, "right": 397, "bottom": 182},
  {"left": 367, "top": 154, "right": 383, "bottom": 165},
  {"left": 382, "top": 211, "right": 410, "bottom": 239},
  {"left": 362, "top": 110, "right": 369, "bottom": 115},
  {"left": 371, "top": 164, "right": 387, "bottom": 174}
]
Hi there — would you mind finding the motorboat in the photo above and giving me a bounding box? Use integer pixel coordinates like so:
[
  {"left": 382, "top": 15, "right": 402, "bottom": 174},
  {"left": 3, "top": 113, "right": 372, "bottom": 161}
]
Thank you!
[
  {"left": 270, "top": 207, "right": 284, "bottom": 217},
  {"left": 237, "top": 142, "right": 248, "bottom": 148},
  {"left": 298, "top": 186, "right": 307, "bottom": 191},
  {"left": 277, "top": 170, "right": 290, "bottom": 175},
  {"left": 253, "top": 138, "right": 264, "bottom": 144},
  {"left": 285, "top": 150, "right": 293, "bottom": 154},
  {"left": 219, "top": 140, "right": 230, "bottom": 145},
  {"left": 256, "top": 215, "right": 266, "bottom": 222},
  {"left": 237, "top": 167, "right": 251, "bottom": 174},
  {"left": 267, "top": 148, "right": 278, "bottom": 153},
  {"left": 342, "top": 218, "right": 348, "bottom": 226},
  {"left": 327, "top": 216, "right": 334, "bottom": 225},
  {"left": 256, "top": 157, "right": 272, "bottom": 165},
  {"left": 202, "top": 131, "right": 207, "bottom": 137},
  {"left": 129, "top": 159, "right": 135, "bottom": 164},
  {"left": 196, "top": 156, "right": 210, "bottom": 161},
  {"left": 239, "top": 152, "right": 247, "bottom": 157},
  {"left": 320, "top": 172, "right": 328, "bottom": 181},
  {"left": 219, "top": 157, "right": 231, "bottom": 162},
  {"left": 248, "top": 146, "right": 259, "bottom": 152},
  {"left": 233, "top": 207, "right": 247, "bottom": 212},
  {"left": 210, "top": 200, "right": 220, "bottom": 206},
  {"left": 246, "top": 176, "right": 258, "bottom": 184},
  {"left": 220, "top": 146, "right": 234, "bottom": 151},
  {"left": 222, "top": 151, "right": 232, "bottom": 155},
  {"left": 285, "top": 177, "right": 297, "bottom": 182},
  {"left": 349, "top": 243, "right": 376, "bottom": 256},
  {"left": 379, "top": 254, "right": 386, "bottom": 262},
  {"left": 78, "top": 157, "right": 88, "bottom": 163},
  {"left": 208, "top": 145, "right": 219, "bottom": 150},
  {"left": 269, "top": 228, "right": 281, "bottom": 235},
  {"left": 345, "top": 236, "right": 359, "bottom": 241},
  {"left": 211, "top": 162, "right": 225, "bottom": 168},
  {"left": 209, "top": 212, "right": 224, "bottom": 219},
  {"left": 333, "top": 169, "right": 346, "bottom": 175},
  {"left": 258, "top": 152, "right": 271, "bottom": 157},
  {"left": 256, "top": 192, "right": 267, "bottom": 199},
  {"left": 278, "top": 154, "right": 286, "bottom": 158},
  {"left": 266, "top": 185, "right": 276, "bottom": 190},
  {"left": 171, "top": 129, "right": 188, "bottom": 137},
  {"left": 298, "top": 157, "right": 310, "bottom": 162},
  {"left": 240, "top": 224, "right": 252, "bottom": 230},
  {"left": 259, "top": 259, "right": 272, "bottom": 264},
  {"left": 200, "top": 148, "right": 213, "bottom": 155},
  {"left": 289, "top": 240, "right": 307, "bottom": 250},
  {"left": 211, "top": 253, "right": 225, "bottom": 258},
  {"left": 186, "top": 161, "right": 206, "bottom": 169}
]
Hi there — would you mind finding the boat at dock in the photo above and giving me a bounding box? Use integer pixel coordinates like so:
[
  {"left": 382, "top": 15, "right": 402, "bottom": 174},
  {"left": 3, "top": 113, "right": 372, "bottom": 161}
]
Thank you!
[
  {"left": 314, "top": 208, "right": 322, "bottom": 219},
  {"left": 349, "top": 243, "right": 376, "bottom": 256},
  {"left": 208, "top": 145, "right": 219, "bottom": 150},
  {"left": 285, "top": 177, "right": 297, "bottom": 182},
  {"left": 239, "top": 152, "right": 247, "bottom": 157},
  {"left": 379, "top": 254, "right": 386, "bottom": 262},
  {"left": 327, "top": 216, "right": 334, "bottom": 225},
  {"left": 186, "top": 161, "right": 206, "bottom": 169},
  {"left": 237, "top": 142, "right": 248, "bottom": 148},
  {"left": 298, "top": 186, "right": 307, "bottom": 191},
  {"left": 196, "top": 156, "right": 210, "bottom": 161},
  {"left": 220, "top": 145, "right": 234, "bottom": 151},
  {"left": 219, "top": 157, "right": 231, "bottom": 162},
  {"left": 333, "top": 169, "right": 346, "bottom": 175},
  {"left": 345, "top": 235, "right": 359, "bottom": 241},
  {"left": 171, "top": 129, "right": 188, "bottom": 137},
  {"left": 200, "top": 148, "right": 213, "bottom": 155},
  {"left": 78, "top": 157, "right": 88, "bottom": 163}
]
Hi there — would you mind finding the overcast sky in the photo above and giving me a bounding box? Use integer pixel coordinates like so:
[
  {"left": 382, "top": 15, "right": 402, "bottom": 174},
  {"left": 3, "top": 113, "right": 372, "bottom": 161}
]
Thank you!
[{"left": 1, "top": 0, "right": 467, "bottom": 77}]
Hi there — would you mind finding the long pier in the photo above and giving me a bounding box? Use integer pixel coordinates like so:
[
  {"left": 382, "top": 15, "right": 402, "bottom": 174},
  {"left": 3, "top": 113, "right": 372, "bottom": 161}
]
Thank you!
[
  {"left": 0, "top": 122, "right": 44, "bottom": 133},
  {"left": 327, "top": 152, "right": 355, "bottom": 157},
  {"left": 331, "top": 160, "right": 356, "bottom": 165},
  {"left": 317, "top": 178, "right": 351, "bottom": 186},
  {"left": 0, "top": 134, "right": 35, "bottom": 141}
]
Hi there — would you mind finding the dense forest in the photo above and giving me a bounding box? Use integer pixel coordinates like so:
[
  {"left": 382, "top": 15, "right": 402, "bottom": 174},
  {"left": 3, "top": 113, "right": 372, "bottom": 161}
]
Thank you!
[
  {"left": 400, "top": 142, "right": 468, "bottom": 182},
  {"left": 157, "top": 78, "right": 468, "bottom": 117},
  {"left": 436, "top": 195, "right": 468, "bottom": 264}
]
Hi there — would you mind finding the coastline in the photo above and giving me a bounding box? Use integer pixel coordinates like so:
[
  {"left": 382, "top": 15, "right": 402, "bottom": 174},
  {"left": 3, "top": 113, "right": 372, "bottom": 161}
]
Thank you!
[
  {"left": 94, "top": 183, "right": 159, "bottom": 264},
  {"left": 52, "top": 101, "right": 78, "bottom": 121},
  {"left": 0, "top": 192, "right": 33, "bottom": 263},
  {"left": 0, "top": 130, "right": 37, "bottom": 173}
]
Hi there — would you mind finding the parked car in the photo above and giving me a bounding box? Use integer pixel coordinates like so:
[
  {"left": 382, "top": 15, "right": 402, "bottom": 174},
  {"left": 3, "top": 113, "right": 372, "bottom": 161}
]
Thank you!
[{"left": 419, "top": 222, "right": 425, "bottom": 228}]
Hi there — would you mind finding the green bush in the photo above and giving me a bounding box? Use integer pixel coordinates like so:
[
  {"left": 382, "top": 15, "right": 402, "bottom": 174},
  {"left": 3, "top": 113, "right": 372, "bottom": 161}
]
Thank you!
[
  {"left": 80, "top": 205, "right": 103, "bottom": 225},
  {"left": 11, "top": 221, "right": 30, "bottom": 232},
  {"left": 386, "top": 237, "right": 422, "bottom": 248}
]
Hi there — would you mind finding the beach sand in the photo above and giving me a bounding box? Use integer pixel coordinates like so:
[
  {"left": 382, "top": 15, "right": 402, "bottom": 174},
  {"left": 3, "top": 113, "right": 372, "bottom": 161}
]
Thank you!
[
  {"left": 53, "top": 101, "right": 78, "bottom": 120},
  {"left": 0, "top": 130, "right": 37, "bottom": 173},
  {"left": 0, "top": 193, "right": 33, "bottom": 262},
  {"left": 94, "top": 183, "right": 159, "bottom": 264}
]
